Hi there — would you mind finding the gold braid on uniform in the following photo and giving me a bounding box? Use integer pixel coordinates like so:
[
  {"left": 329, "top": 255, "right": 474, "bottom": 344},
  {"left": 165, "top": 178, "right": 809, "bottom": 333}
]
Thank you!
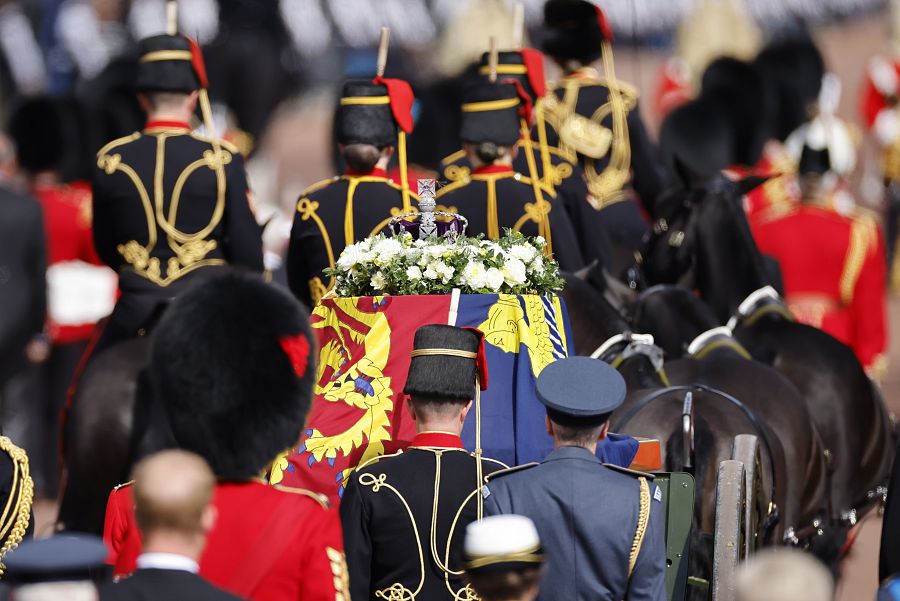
[
  {"left": 627, "top": 477, "right": 651, "bottom": 580},
  {"left": 840, "top": 213, "right": 877, "bottom": 305},
  {"left": 0, "top": 437, "right": 33, "bottom": 578}
]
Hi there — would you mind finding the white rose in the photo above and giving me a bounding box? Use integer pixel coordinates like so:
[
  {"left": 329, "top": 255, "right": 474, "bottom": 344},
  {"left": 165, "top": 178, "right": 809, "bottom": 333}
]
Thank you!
[
  {"left": 461, "top": 261, "right": 488, "bottom": 289},
  {"left": 509, "top": 243, "right": 537, "bottom": 263},
  {"left": 371, "top": 271, "right": 387, "bottom": 290},
  {"left": 434, "top": 261, "right": 455, "bottom": 283},
  {"left": 337, "top": 243, "right": 364, "bottom": 270},
  {"left": 502, "top": 258, "right": 527, "bottom": 286},
  {"left": 424, "top": 265, "right": 439, "bottom": 280},
  {"left": 485, "top": 267, "right": 505, "bottom": 291},
  {"left": 372, "top": 238, "right": 404, "bottom": 266},
  {"left": 406, "top": 265, "right": 423, "bottom": 280},
  {"left": 480, "top": 241, "right": 504, "bottom": 257},
  {"left": 529, "top": 256, "right": 546, "bottom": 275}
]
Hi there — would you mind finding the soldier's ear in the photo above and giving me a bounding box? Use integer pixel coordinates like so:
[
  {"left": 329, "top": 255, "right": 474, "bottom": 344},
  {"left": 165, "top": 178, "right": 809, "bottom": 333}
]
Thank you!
[
  {"left": 598, "top": 422, "right": 610, "bottom": 441},
  {"left": 404, "top": 396, "right": 417, "bottom": 422},
  {"left": 545, "top": 415, "right": 554, "bottom": 438}
]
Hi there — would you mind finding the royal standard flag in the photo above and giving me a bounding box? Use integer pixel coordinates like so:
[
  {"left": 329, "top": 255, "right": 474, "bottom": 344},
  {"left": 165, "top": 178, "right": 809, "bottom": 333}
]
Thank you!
[{"left": 274, "top": 292, "right": 600, "bottom": 503}]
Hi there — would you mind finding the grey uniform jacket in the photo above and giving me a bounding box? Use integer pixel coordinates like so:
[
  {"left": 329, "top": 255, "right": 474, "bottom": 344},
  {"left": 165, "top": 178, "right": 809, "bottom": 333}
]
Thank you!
[{"left": 483, "top": 446, "right": 666, "bottom": 601}]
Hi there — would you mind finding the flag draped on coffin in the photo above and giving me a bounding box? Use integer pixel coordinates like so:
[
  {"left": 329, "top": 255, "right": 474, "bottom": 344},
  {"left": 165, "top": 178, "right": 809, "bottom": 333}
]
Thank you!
[{"left": 273, "top": 292, "right": 580, "bottom": 503}]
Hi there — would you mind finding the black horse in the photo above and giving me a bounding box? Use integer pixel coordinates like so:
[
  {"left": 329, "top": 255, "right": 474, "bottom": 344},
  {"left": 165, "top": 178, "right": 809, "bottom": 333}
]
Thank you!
[
  {"left": 638, "top": 175, "right": 894, "bottom": 525},
  {"left": 562, "top": 274, "right": 830, "bottom": 595}
]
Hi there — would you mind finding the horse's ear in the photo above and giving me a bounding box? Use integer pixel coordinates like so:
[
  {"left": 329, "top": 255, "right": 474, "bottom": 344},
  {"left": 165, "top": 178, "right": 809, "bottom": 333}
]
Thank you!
[
  {"left": 601, "top": 269, "right": 638, "bottom": 310},
  {"left": 736, "top": 174, "right": 770, "bottom": 196},
  {"left": 573, "top": 259, "right": 599, "bottom": 281}
]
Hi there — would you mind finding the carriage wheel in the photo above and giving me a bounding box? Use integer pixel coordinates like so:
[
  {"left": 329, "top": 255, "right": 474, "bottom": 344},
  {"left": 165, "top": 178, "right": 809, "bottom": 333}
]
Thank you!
[
  {"left": 712, "top": 460, "right": 745, "bottom": 601},
  {"left": 731, "top": 434, "right": 762, "bottom": 559}
]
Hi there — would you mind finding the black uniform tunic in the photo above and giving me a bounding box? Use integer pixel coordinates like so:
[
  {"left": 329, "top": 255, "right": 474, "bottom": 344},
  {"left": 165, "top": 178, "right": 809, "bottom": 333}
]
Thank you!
[
  {"left": 287, "top": 168, "right": 413, "bottom": 306},
  {"left": 340, "top": 432, "right": 505, "bottom": 601},
  {"left": 91, "top": 121, "right": 263, "bottom": 351},
  {"left": 441, "top": 146, "right": 614, "bottom": 268},
  {"left": 435, "top": 164, "right": 585, "bottom": 271}
]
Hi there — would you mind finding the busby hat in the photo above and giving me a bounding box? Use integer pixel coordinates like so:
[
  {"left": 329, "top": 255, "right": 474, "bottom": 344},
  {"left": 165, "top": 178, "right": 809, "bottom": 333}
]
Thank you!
[
  {"left": 7, "top": 96, "right": 65, "bottom": 173},
  {"left": 460, "top": 81, "right": 522, "bottom": 146},
  {"left": 337, "top": 78, "right": 414, "bottom": 148},
  {"left": 136, "top": 33, "right": 206, "bottom": 93},
  {"left": 542, "top": 0, "right": 612, "bottom": 64},
  {"left": 754, "top": 36, "right": 824, "bottom": 141},
  {"left": 403, "top": 325, "right": 487, "bottom": 402},
  {"left": 478, "top": 49, "right": 547, "bottom": 102},
  {"left": 465, "top": 514, "right": 544, "bottom": 574},
  {"left": 660, "top": 96, "right": 735, "bottom": 184},
  {"left": 149, "top": 272, "right": 316, "bottom": 480},
  {"left": 700, "top": 57, "right": 769, "bottom": 166}
]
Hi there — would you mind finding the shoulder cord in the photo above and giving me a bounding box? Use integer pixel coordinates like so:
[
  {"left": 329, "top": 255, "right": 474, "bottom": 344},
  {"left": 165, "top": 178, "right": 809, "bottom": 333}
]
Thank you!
[
  {"left": 519, "top": 118, "right": 554, "bottom": 257},
  {"left": 626, "top": 477, "right": 651, "bottom": 580},
  {"left": 0, "top": 437, "right": 33, "bottom": 578},
  {"left": 586, "top": 42, "right": 631, "bottom": 207}
]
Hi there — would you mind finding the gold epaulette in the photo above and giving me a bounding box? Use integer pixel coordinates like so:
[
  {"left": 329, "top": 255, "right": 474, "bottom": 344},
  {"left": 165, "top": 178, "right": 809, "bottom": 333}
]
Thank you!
[
  {"left": 273, "top": 484, "right": 330, "bottom": 509},
  {"left": 113, "top": 480, "right": 135, "bottom": 492},
  {"left": 484, "top": 462, "right": 538, "bottom": 482},
  {"left": 603, "top": 463, "right": 656, "bottom": 480},
  {"left": 97, "top": 132, "right": 142, "bottom": 158},
  {"left": 840, "top": 210, "right": 879, "bottom": 304},
  {"left": 355, "top": 450, "right": 404, "bottom": 472},
  {"left": 0, "top": 436, "right": 33, "bottom": 576}
]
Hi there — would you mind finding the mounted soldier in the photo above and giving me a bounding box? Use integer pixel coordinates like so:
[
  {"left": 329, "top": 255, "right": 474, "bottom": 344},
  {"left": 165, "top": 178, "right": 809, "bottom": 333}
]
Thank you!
[
  {"left": 538, "top": 0, "right": 667, "bottom": 268},
  {"left": 440, "top": 43, "right": 614, "bottom": 269},
  {"left": 435, "top": 76, "right": 585, "bottom": 271},
  {"left": 90, "top": 5, "right": 263, "bottom": 357},
  {"left": 287, "top": 29, "right": 416, "bottom": 307}
]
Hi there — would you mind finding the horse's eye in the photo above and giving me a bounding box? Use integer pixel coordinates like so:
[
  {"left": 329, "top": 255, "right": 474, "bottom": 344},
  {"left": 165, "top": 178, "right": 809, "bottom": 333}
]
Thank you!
[{"left": 668, "top": 231, "right": 685, "bottom": 248}]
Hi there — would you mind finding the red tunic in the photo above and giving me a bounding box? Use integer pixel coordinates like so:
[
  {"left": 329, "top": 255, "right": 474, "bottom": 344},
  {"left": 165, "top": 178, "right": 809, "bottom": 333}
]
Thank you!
[
  {"left": 728, "top": 143, "right": 801, "bottom": 227},
  {"left": 33, "top": 182, "right": 115, "bottom": 344},
  {"left": 752, "top": 203, "right": 888, "bottom": 371},
  {"left": 103, "top": 481, "right": 349, "bottom": 601}
]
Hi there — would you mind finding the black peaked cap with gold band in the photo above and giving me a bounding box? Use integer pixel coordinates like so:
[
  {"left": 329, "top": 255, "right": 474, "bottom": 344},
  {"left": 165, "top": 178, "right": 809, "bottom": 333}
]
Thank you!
[
  {"left": 337, "top": 80, "right": 397, "bottom": 148},
  {"left": 136, "top": 33, "right": 203, "bottom": 93},
  {"left": 403, "top": 325, "right": 488, "bottom": 402},
  {"left": 460, "top": 82, "right": 522, "bottom": 147}
]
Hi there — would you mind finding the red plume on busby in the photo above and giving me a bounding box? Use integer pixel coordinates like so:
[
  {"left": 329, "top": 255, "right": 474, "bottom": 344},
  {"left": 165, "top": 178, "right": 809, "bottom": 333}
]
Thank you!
[{"left": 149, "top": 272, "right": 316, "bottom": 480}]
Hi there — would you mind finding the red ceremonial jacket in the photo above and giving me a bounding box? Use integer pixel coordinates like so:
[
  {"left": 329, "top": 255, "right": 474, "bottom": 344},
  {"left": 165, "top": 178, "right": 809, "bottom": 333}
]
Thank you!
[
  {"left": 752, "top": 202, "right": 887, "bottom": 371},
  {"left": 33, "top": 181, "right": 116, "bottom": 344},
  {"left": 103, "top": 480, "right": 349, "bottom": 601},
  {"left": 728, "top": 142, "right": 801, "bottom": 227}
]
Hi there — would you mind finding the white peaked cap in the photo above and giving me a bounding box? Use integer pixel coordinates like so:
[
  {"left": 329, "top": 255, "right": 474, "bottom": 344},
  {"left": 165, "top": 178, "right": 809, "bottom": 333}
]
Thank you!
[{"left": 465, "top": 515, "right": 541, "bottom": 564}]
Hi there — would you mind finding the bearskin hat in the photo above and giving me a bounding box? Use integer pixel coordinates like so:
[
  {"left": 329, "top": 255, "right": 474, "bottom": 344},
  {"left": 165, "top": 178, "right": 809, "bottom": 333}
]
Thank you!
[
  {"left": 403, "top": 325, "right": 485, "bottom": 402},
  {"left": 659, "top": 96, "right": 735, "bottom": 184},
  {"left": 700, "top": 57, "right": 769, "bottom": 166},
  {"left": 136, "top": 34, "right": 203, "bottom": 93},
  {"left": 753, "top": 36, "right": 824, "bottom": 141},
  {"left": 336, "top": 80, "right": 398, "bottom": 148},
  {"left": 542, "top": 0, "right": 608, "bottom": 65},
  {"left": 7, "top": 97, "right": 65, "bottom": 174},
  {"left": 460, "top": 81, "right": 522, "bottom": 146},
  {"left": 149, "top": 272, "right": 316, "bottom": 480}
]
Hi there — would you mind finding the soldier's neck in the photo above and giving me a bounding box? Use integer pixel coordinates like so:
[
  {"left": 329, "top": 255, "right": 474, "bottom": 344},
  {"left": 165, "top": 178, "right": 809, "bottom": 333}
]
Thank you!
[
  {"left": 141, "top": 530, "right": 205, "bottom": 563},
  {"left": 146, "top": 108, "right": 194, "bottom": 127},
  {"left": 415, "top": 421, "right": 464, "bottom": 438}
]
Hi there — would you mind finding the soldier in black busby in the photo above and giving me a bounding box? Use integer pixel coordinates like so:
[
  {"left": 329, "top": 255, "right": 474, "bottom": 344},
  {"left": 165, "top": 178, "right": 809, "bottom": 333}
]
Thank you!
[
  {"left": 539, "top": 0, "right": 667, "bottom": 271},
  {"left": 340, "top": 325, "right": 507, "bottom": 601},
  {"left": 435, "top": 79, "right": 585, "bottom": 271},
  {"left": 90, "top": 25, "right": 264, "bottom": 357},
  {"left": 287, "top": 33, "right": 416, "bottom": 307},
  {"left": 440, "top": 47, "right": 614, "bottom": 268}
]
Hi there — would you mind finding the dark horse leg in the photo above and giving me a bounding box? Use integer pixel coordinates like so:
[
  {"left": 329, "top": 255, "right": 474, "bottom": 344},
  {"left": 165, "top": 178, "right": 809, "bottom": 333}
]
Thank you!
[{"left": 56, "top": 337, "right": 150, "bottom": 534}]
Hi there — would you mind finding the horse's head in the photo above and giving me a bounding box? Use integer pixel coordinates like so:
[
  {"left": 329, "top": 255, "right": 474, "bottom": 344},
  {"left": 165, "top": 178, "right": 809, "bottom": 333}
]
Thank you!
[{"left": 638, "top": 175, "right": 772, "bottom": 322}]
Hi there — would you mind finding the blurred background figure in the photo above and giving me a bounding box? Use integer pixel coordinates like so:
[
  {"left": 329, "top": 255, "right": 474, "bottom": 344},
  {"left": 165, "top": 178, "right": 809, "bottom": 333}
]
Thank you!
[
  {"left": 464, "top": 514, "right": 544, "bottom": 601},
  {"left": 0, "top": 130, "right": 46, "bottom": 451},
  {"left": 6, "top": 96, "right": 115, "bottom": 500},
  {"left": 100, "top": 450, "right": 242, "bottom": 601},
  {"left": 735, "top": 548, "right": 834, "bottom": 601},
  {"left": 3, "top": 534, "right": 108, "bottom": 601}
]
